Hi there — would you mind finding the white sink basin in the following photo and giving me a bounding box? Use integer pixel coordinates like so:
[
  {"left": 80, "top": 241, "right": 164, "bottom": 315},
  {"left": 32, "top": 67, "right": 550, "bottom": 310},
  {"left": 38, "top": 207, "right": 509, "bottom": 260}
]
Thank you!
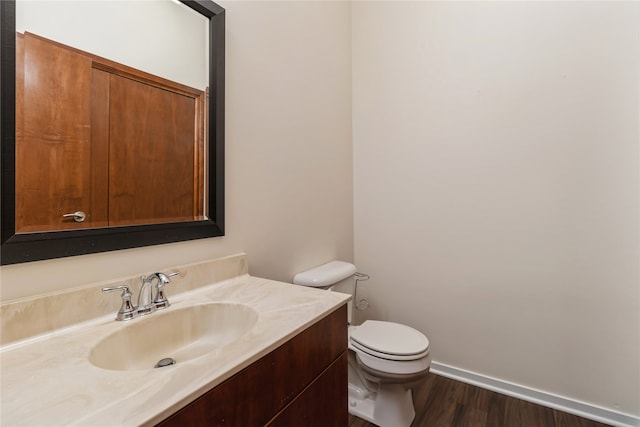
[{"left": 89, "top": 303, "right": 258, "bottom": 371}]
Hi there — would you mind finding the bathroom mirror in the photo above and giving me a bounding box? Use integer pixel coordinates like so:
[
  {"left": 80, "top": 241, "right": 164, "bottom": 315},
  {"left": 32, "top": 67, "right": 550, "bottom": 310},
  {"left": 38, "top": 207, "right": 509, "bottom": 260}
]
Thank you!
[{"left": 0, "top": 0, "right": 225, "bottom": 265}]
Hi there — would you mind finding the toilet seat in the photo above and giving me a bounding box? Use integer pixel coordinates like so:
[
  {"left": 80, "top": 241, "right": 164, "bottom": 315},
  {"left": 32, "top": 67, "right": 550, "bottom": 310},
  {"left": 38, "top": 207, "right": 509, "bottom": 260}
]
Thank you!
[
  {"left": 351, "top": 340, "right": 429, "bottom": 361},
  {"left": 348, "top": 321, "right": 431, "bottom": 376},
  {"left": 349, "top": 321, "right": 429, "bottom": 360}
]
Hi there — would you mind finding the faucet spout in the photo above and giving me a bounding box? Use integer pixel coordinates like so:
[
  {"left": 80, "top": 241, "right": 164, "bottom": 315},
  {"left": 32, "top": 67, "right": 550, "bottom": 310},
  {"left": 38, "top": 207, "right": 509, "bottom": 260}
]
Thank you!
[{"left": 137, "top": 275, "right": 158, "bottom": 316}]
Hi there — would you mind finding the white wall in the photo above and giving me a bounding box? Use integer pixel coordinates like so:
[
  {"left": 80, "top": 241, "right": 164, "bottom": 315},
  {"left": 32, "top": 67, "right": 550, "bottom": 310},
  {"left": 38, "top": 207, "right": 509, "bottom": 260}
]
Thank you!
[
  {"left": 0, "top": 0, "right": 353, "bottom": 301},
  {"left": 353, "top": 0, "right": 639, "bottom": 418}
]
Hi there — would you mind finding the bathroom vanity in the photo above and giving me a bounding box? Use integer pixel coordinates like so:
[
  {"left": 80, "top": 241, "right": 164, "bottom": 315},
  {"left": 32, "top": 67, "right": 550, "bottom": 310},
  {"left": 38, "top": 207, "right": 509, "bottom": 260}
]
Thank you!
[
  {"left": 0, "top": 254, "right": 350, "bottom": 426},
  {"left": 159, "top": 305, "right": 347, "bottom": 426}
]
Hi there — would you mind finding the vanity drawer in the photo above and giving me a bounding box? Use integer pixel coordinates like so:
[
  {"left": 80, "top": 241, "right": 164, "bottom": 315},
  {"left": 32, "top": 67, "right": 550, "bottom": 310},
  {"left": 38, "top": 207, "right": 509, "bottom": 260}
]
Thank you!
[{"left": 157, "top": 304, "right": 348, "bottom": 426}]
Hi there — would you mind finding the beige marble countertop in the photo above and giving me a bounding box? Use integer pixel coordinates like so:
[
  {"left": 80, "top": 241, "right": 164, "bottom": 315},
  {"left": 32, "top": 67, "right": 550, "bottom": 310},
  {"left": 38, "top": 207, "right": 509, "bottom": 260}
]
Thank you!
[{"left": 1, "top": 271, "right": 349, "bottom": 426}]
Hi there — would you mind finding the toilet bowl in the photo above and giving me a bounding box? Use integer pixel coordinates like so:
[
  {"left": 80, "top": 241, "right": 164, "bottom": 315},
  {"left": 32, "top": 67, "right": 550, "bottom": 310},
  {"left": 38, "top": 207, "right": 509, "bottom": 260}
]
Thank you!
[{"left": 293, "top": 261, "right": 431, "bottom": 427}]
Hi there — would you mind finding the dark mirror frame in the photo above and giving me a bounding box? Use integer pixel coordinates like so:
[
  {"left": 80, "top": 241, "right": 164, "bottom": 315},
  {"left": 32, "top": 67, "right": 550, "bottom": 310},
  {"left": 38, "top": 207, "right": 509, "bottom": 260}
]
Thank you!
[{"left": 0, "top": 0, "right": 225, "bottom": 265}]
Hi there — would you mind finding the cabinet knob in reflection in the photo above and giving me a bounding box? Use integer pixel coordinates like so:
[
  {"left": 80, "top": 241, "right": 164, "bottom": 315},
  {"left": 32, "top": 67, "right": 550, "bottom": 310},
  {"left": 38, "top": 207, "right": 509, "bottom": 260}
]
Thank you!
[{"left": 62, "top": 211, "right": 86, "bottom": 222}]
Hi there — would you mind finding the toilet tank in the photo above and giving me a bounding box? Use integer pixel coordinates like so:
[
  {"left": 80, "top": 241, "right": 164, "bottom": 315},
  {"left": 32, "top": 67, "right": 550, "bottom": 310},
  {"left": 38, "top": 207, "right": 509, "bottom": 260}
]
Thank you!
[
  {"left": 293, "top": 261, "right": 358, "bottom": 323},
  {"left": 293, "top": 261, "right": 357, "bottom": 288}
]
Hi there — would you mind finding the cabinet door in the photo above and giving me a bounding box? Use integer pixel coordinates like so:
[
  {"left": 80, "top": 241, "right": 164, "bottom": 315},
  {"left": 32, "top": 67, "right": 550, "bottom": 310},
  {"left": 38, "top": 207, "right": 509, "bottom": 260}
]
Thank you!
[
  {"left": 15, "top": 33, "right": 100, "bottom": 232},
  {"left": 266, "top": 352, "right": 348, "bottom": 427}
]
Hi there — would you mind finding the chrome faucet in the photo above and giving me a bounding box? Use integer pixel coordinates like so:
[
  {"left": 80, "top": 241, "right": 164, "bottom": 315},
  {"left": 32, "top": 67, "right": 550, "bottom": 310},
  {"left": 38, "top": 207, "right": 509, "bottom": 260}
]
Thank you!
[
  {"left": 138, "top": 271, "right": 180, "bottom": 315},
  {"left": 102, "top": 271, "right": 180, "bottom": 321}
]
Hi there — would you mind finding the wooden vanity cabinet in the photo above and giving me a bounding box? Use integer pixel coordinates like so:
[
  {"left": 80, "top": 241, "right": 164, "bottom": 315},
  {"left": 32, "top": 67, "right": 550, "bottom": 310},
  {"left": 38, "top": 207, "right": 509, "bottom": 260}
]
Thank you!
[{"left": 157, "top": 304, "right": 348, "bottom": 427}]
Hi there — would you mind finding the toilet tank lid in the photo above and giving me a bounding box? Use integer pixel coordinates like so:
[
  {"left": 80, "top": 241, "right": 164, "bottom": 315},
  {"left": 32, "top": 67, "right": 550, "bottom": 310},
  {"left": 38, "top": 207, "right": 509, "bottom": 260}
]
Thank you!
[{"left": 293, "top": 261, "right": 357, "bottom": 287}]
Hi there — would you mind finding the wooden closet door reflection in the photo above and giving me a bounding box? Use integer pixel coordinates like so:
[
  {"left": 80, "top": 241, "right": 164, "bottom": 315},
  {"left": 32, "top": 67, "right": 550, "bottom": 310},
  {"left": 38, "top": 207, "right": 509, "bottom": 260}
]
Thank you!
[
  {"left": 108, "top": 75, "right": 197, "bottom": 226},
  {"left": 15, "top": 33, "right": 98, "bottom": 232}
]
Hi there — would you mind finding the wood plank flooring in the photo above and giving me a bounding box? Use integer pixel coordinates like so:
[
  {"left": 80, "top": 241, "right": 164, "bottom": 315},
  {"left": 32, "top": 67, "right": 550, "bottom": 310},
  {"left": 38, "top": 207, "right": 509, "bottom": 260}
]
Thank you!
[{"left": 348, "top": 373, "right": 611, "bottom": 427}]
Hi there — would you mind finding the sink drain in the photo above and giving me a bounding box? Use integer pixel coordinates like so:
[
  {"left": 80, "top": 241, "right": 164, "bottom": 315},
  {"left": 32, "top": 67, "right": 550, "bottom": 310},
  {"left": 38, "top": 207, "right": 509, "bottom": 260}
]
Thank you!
[{"left": 154, "top": 357, "right": 176, "bottom": 368}]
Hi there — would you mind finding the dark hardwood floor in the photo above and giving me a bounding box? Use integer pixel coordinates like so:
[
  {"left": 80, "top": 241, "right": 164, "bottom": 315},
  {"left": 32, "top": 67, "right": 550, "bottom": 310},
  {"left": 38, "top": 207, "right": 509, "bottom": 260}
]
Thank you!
[{"left": 348, "top": 373, "right": 611, "bottom": 427}]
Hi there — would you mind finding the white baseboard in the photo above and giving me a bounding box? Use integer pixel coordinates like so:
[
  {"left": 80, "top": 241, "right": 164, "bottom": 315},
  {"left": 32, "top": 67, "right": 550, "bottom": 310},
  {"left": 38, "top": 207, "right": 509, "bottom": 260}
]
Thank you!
[{"left": 430, "top": 362, "right": 640, "bottom": 427}]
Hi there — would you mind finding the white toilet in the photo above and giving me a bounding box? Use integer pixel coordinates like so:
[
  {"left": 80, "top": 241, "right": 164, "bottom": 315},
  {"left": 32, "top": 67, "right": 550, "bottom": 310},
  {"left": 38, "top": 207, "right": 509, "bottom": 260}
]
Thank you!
[{"left": 293, "top": 261, "right": 431, "bottom": 427}]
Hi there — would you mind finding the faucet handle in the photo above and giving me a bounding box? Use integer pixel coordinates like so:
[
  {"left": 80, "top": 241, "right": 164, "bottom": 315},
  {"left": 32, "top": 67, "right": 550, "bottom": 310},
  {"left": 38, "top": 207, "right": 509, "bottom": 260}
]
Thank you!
[
  {"left": 102, "top": 285, "right": 138, "bottom": 321},
  {"left": 153, "top": 271, "right": 180, "bottom": 310}
]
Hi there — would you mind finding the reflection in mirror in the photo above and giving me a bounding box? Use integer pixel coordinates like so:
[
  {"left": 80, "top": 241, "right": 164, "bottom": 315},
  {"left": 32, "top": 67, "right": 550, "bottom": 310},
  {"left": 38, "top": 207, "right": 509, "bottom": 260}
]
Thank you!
[
  {"left": 0, "top": 0, "right": 225, "bottom": 265},
  {"left": 16, "top": 1, "right": 208, "bottom": 89},
  {"left": 16, "top": 1, "right": 209, "bottom": 232}
]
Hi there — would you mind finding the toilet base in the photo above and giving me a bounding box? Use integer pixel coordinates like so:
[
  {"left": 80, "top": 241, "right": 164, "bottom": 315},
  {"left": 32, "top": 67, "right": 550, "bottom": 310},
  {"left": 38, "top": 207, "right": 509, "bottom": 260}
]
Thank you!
[
  {"left": 348, "top": 356, "right": 416, "bottom": 427},
  {"left": 348, "top": 384, "right": 415, "bottom": 427}
]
